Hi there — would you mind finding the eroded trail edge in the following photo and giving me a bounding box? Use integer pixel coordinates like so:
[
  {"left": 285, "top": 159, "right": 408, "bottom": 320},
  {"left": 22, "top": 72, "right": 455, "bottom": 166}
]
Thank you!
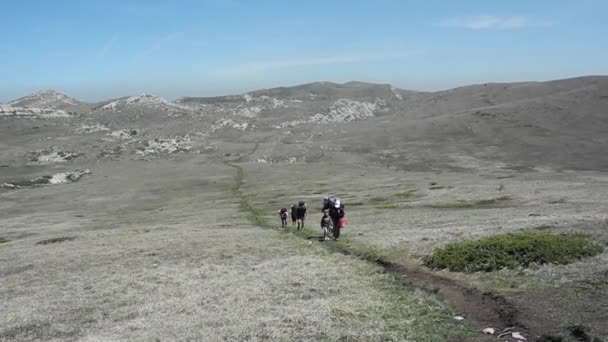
[{"left": 224, "top": 157, "right": 536, "bottom": 339}]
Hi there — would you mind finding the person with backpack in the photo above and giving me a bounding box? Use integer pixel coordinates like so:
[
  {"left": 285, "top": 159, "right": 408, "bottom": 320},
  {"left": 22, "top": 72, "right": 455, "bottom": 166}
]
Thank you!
[
  {"left": 290, "top": 204, "right": 297, "bottom": 227},
  {"left": 320, "top": 209, "right": 331, "bottom": 239},
  {"left": 296, "top": 201, "right": 307, "bottom": 230},
  {"left": 322, "top": 195, "right": 346, "bottom": 239},
  {"left": 278, "top": 207, "right": 288, "bottom": 228}
]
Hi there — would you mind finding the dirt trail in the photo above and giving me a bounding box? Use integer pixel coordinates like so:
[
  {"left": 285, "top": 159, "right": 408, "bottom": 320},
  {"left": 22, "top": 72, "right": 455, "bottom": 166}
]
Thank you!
[{"left": 223, "top": 147, "right": 560, "bottom": 341}]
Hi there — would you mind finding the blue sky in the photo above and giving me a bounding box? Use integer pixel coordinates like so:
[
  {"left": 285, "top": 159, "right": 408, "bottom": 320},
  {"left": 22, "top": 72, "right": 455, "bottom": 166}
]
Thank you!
[{"left": 1, "top": 0, "right": 607, "bottom": 101}]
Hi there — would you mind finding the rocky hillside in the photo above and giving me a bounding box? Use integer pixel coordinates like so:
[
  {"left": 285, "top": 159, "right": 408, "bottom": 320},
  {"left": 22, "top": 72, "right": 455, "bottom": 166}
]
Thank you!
[
  {"left": 8, "top": 90, "right": 91, "bottom": 114},
  {"left": 3, "top": 76, "right": 608, "bottom": 171}
]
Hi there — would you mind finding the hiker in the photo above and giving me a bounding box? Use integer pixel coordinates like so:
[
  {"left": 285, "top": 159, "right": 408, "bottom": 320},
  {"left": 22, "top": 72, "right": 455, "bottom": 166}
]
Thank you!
[
  {"left": 296, "top": 200, "right": 307, "bottom": 230},
  {"left": 290, "top": 204, "right": 297, "bottom": 227},
  {"left": 278, "top": 207, "right": 288, "bottom": 228},
  {"left": 322, "top": 195, "right": 346, "bottom": 239},
  {"left": 320, "top": 209, "right": 331, "bottom": 238}
]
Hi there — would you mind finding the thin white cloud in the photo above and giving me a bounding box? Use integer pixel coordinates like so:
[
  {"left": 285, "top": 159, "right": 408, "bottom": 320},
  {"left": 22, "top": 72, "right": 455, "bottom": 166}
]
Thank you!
[
  {"left": 98, "top": 34, "right": 118, "bottom": 59},
  {"left": 133, "top": 32, "right": 182, "bottom": 60},
  {"left": 437, "top": 15, "right": 552, "bottom": 30},
  {"left": 212, "top": 51, "right": 420, "bottom": 77}
]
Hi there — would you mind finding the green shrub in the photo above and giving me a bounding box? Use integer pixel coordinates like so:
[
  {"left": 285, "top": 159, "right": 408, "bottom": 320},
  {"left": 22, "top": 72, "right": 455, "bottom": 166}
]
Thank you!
[
  {"left": 395, "top": 190, "right": 416, "bottom": 199},
  {"left": 425, "top": 231, "right": 603, "bottom": 272},
  {"left": 36, "top": 236, "right": 76, "bottom": 245}
]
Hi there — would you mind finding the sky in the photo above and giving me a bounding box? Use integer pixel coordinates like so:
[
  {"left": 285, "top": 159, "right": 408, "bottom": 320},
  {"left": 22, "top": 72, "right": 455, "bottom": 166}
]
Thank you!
[{"left": 1, "top": 0, "right": 607, "bottom": 101}]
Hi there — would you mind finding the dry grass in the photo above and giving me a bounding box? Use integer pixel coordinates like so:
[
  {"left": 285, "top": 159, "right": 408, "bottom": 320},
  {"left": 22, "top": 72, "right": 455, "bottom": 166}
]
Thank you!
[
  {"left": 240, "top": 161, "right": 608, "bottom": 339},
  {"left": 0, "top": 159, "right": 477, "bottom": 341},
  {"left": 35, "top": 236, "right": 76, "bottom": 245},
  {"left": 425, "top": 196, "right": 512, "bottom": 209}
]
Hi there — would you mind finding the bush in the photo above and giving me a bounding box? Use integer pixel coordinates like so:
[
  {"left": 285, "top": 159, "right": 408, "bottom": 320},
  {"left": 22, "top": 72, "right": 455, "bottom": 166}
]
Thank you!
[
  {"left": 36, "top": 236, "right": 76, "bottom": 245},
  {"left": 395, "top": 190, "right": 416, "bottom": 199},
  {"left": 425, "top": 231, "right": 603, "bottom": 272}
]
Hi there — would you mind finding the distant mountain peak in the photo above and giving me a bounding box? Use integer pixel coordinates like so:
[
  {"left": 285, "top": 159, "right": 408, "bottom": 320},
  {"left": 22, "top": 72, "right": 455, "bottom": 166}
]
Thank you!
[
  {"left": 8, "top": 89, "right": 85, "bottom": 110},
  {"left": 99, "top": 94, "right": 191, "bottom": 112}
]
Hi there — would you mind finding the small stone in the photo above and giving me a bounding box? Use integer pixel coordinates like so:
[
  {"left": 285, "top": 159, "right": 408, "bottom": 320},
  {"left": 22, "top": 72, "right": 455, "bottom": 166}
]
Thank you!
[
  {"left": 482, "top": 328, "right": 495, "bottom": 335},
  {"left": 512, "top": 332, "right": 527, "bottom": 340},
  {"left": 453, "top": 316, "right": 465, "bottom": 321}
]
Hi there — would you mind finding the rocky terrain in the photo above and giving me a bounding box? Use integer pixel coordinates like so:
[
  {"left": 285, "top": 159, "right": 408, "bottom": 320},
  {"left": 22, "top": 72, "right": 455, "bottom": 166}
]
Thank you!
[
  {"left": 1, "top": 76, "right": 608, "bottom": 341},
  {"left": 2, "top": 76, "right": 606, "bottom": 171}
]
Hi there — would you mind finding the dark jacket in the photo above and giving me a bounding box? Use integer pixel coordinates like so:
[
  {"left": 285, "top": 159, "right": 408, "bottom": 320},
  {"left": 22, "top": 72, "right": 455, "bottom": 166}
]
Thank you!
[{"left": 296, "top": 205, "right": 307, "bottom": 219}]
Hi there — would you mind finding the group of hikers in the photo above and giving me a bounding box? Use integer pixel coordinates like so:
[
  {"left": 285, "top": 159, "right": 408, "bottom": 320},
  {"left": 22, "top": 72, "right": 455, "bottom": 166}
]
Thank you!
[{"left": 277, "top": 195, "right": 346, "bottom": 240}]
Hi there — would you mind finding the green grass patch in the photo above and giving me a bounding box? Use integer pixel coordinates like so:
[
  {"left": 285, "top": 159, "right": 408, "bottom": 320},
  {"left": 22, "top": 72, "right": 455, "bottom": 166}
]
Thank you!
[
  {"left": 426, "top": 196, "right": 512, "bottom": 209},
  {"left": 428, "top": 186, "right": 445, "bottom": 190},
  {"left": 394, "top": 190, "right": 417, "bottom": 199},
  {"left": 0, "top": 236, "right": 9, "bottom": 244},
  {"left": 425, "top": 231, "right": 603, "bottom": 272},
  {"left": 534, "top": 225, "right": 553, "bottom": 231},
  {"left": 36, "top": 236, "right": 76, "bottom": 245},
  {"left": 348, "top": 201, "right": 364, "bottom": 207},
  {"left": 370, "top": 196, "right": 389, "bottom": 203}
]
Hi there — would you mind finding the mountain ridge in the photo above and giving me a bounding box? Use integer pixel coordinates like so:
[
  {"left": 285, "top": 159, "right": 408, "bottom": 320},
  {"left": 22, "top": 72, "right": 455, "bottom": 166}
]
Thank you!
[{"left": 7, "top": 75, "right": 607, "bottom": 108}]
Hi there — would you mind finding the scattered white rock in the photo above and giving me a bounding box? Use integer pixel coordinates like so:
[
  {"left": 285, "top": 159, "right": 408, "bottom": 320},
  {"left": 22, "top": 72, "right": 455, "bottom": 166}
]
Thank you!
[
  {"left": 211, "top": 119, "right": 249, "bottom": 132},
  {"left": 453, "top": 316, "right": 465, "bottom": 321},
  {"left": 0, "top": 104, "right": 71, "bottom": 118},
  {"left": 1, "top": 183, "right": 16, "bottom": 189},
  {"left": 75, "top": 124, "right": 110, "bottom": 134},
  {"left": 256, "top": 156, "right": 298, "bottom": 164},
  {"left": 224, "top": 95, "right": 288, "bottom": 118},
  {"left": 511, "top": 332, "right": 526, "bottom": 341},
  {"left": 276, "top": 98, "right": 382, "bottom": 128},
  {"left": 259, "top": 96, "right": 287, "bottom": 109},
  {"left": 314, "top": 99, "right": 378, "bottom": 123},
  {"left": 391, "top": 86, "right": 403, "bottom": 100},
  {"left": 482, "top": 328, "right": 495, "bottom": 335},
  {"left": 100, "top": 94, "right": 192, "bottom": 115},
  {"left": 34, "top": 150, "right": 80, "bottom": 164},
  {"left": 8, "top": 90, "right": 80, "bottom": 108},
  {"left": 273, "top": 120, "right": 309, "bottom": 129},
  {"left": 49, "top": 169, "right": 91, "bottom": 185},
  {"left": 108, "top": 129, "right": 138, "bottom": 140},
  {"left": 136, "top": 136, "right": 193, "bottom": 155},
  {"left": 235, "top": 105, "right": 263, "bottom": 118}
]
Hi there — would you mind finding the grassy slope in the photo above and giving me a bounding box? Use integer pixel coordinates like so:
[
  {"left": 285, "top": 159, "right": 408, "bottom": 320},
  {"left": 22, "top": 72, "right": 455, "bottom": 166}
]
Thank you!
[
  {"left": 240, "top": 161, "right": 608, "bottom": 339},
  {"left": 0, "top": 158, "right": 480, "bottom": 341}
]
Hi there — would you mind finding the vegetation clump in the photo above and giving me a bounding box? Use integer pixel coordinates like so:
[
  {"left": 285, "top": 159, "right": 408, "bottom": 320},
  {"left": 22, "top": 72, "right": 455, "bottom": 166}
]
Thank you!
[
  {"left": 425, "top": 231, "right": 603, "bottom": 272},
  {"left": 36, "top": 236, "right": 76, "bottom": 245},
  {"left": 395, "top": 190, "right": 416, "bottom": 199}
]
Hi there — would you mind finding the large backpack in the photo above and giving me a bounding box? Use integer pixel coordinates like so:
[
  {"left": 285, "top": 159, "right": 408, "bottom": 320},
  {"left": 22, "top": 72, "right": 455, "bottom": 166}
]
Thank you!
[{"left": 324, "top": 195, "right": 344, "bottom": 210}]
